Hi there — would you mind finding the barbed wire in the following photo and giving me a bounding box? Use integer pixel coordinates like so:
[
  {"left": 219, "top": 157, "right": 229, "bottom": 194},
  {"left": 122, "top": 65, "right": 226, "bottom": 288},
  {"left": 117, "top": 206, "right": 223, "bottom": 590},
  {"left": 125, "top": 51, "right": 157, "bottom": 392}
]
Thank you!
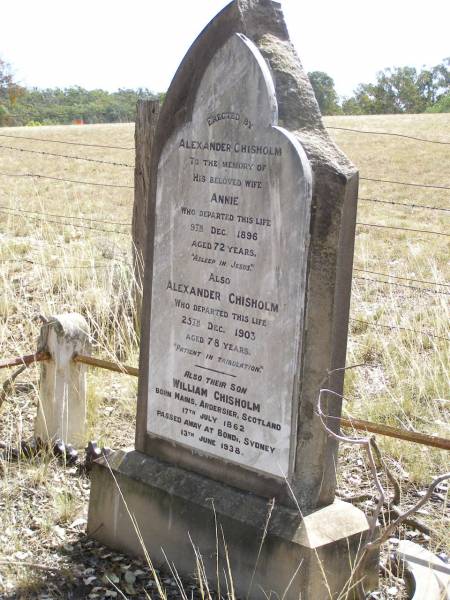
[
  {"left": 356, "top": 221, "right": 450, "bottom": 237},
  {"left": 2, "top": 127, "right": 448, "bottom": 151},
  {"left": 0, "top": 171, "right": 133, "bottom": 189},
  {"left": 350, "top": 318, "right": 449, "bottom": 342},
  {"left": 354, "top": 268, "right": 450, "bottom": 288},
  {"left": 3, "top": 258, "right": 130, "bottom": 270},
  {"left": 326, "top": 126, "right": 450, "bottom": 146},
  {"left": 5, "top": 164, "right": 447, "bottom": 193},
  {"left": 353, "top": 276, "right": 450, "bottom": 296},
  {"left": 0, "top": 133, "right": 133, "bottom": 151},
  {"left": 0, "top": 204, "right": 131, "bottom": 226},
  {"left": 0, "top": 143, "right": 133, "bottom": 168},
  {"left": 359, "top": 197, "right": 450, "bottom": 213},
  {"left": 0, "top": 208, "right": 129, "bottom": 235},
  {"left": 360, "top": 177, "right": 450, "bottom": 191},
  {"left": 2, "top": 127, "right": 448, "bottom": 150}
]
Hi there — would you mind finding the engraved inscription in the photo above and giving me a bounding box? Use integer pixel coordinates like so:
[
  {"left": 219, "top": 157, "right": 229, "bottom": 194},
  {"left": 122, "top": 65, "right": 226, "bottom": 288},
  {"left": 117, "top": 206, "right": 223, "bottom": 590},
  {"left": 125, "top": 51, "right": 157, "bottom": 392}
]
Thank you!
[{"left": 146, "top": 34, "right": 311, "bottom": 478}]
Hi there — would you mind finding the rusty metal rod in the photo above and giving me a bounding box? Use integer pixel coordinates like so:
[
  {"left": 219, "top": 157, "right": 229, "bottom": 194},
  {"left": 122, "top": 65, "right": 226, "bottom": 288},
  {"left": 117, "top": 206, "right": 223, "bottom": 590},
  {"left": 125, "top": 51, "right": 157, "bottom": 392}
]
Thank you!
[
  {"left": 73, "top": 353, "right": 139, "bottom": 377},
  {"left": 0, "top": 351, "right": 50, "bottom": 370},
  {"left": 73, "top": 354, "right": 449, "bottom": 450},
  {"left": 339, "top": 416, "right": 450, "bottom": 451},
  {"left": 3, "top": 350, "right": 447, "bottom": 450}
]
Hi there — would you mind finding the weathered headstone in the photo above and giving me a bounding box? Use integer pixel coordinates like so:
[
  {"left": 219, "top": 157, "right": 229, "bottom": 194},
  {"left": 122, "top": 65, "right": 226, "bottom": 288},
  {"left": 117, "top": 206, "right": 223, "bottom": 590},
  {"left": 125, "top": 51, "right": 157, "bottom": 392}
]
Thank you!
[
  {"left": 88, "top": 2, "right": 378, "bottom": 597},
  {"left": 144, "top": 32, "right": 311, "bottom": 483}
]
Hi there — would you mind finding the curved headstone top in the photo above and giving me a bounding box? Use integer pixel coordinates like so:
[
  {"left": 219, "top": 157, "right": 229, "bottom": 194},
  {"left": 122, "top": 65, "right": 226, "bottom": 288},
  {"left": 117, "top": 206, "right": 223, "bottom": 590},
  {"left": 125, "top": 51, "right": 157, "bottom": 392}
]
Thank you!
[{"left": 192, "top": 33, "right": 278, "bottom": 129}]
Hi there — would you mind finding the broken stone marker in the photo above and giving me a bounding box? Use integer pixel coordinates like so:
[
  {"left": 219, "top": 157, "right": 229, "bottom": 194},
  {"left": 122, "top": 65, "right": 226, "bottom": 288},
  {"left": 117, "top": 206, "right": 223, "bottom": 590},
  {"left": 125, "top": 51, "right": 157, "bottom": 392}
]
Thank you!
[{"left": 35, "top": 313, "right": 91, "bottom": 447}]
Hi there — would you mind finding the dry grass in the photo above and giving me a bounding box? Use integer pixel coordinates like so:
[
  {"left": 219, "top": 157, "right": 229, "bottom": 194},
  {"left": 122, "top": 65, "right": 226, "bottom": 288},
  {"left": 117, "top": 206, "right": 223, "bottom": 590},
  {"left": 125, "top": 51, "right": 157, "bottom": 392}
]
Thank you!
[
  {"left": 0, "top": 123, "right": 138, "bottom": 448},
  {"left": 325, "top": 114, "right": 449, "bottom": 478},
  {"left": 0, "top": 124, "right": 141, "bottom": 595},
  {"left": 325, "top": 113, "right": 450, "bottom": 560},
  {"left": 0, "top": 115, "right": 449, "bottom": 597}
]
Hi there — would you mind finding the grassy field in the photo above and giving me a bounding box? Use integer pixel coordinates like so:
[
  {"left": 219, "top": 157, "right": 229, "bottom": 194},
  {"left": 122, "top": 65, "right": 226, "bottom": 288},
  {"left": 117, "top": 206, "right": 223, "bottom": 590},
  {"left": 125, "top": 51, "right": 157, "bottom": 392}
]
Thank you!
[{"left": 0, "top": 114, "right": 448, "bottom": 598}]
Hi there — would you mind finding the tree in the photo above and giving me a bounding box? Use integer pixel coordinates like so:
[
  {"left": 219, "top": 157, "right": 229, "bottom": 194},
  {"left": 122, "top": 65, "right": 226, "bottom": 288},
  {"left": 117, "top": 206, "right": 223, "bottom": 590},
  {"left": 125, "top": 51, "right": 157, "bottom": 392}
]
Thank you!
[
  {"left": 0, "top": 58, "right": 13, "bottom": 98},
  {"left": 308, "top": 71, "right": 341, "bottom": 115},
  {"left": 341, "top": 96, "right": 363, "bottom": 115},
  {"left": 426, "top": 92, "right": 450, "bottom": 113},
  {"left": 349, "top": 67, "right": 425, "bottom": 114},
  {"left": 343, "top": 58, "right": 450, "bottom": 115},
  {"left": 0, "top": 57, "right": 23, "bottom": 125}
]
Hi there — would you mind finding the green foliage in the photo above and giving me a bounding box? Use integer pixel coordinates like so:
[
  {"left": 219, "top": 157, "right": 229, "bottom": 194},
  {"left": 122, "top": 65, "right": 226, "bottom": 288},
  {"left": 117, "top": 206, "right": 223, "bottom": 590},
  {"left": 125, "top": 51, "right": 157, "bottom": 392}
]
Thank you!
[
  {"left": 426, "top": 92, "right": 450, "bottom": 113},
  {"left": 308, "top": 71, "right": 341, "bottom": 115},
  {"left": 0, "top": 55, "right": 448, "bottom": 124},
  {"left": 430, "top": 92, "right": 450, "bottom": 112},
  {"left": 341, "top": 97, "right": 363, "bottom": 115},
  {"left": 0, "top": 57, "right": 15, "bottom": 100},
  {"left": 0, "top": 103, "right": 8, "bottom": 126},
  {"left": 0, "top": 57, "right": 25, "bottom": 125},
  {"left": 343, "top": 57, "right": 449, "bottom": 115},
  {"left": 1, "top": 84, "right": 159, "bottom": 126}
]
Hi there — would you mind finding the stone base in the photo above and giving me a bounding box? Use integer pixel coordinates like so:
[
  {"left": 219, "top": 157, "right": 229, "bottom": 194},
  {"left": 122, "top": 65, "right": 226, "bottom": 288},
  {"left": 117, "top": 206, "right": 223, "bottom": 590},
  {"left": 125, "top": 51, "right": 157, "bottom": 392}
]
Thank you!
[{"left": 87, "top": 450, "right": 378, "bottom": 599}]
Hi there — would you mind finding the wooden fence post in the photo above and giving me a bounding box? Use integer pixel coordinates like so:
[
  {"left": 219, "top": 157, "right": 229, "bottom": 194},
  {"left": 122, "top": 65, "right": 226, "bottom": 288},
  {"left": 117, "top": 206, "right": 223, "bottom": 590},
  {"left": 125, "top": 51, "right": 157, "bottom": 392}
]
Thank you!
[
  {"left": 34, "top": 313, "right": 91, "bottom": 447},
  {"left": 132, "top": 99, "right": 161, "bottom": 326}
]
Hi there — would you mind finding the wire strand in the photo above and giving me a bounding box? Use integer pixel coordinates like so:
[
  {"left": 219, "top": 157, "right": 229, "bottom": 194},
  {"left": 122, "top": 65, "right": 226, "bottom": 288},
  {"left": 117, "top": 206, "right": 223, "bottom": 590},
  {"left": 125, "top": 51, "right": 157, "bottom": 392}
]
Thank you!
[
  {"left": 359, "top": 196, "right": 450, "bottom": 213},
  {"left": 0, "top": 204, "right": 131, "bottom": 226},
  {"left": 0, "top": 170, "right": 133, "bottom": 189},
  {"left": 357, "top": 221, "right": 450, "bottom": 237},
  {"left": 361, "top": 177, "right": 450, "bottom": 191},
  {"left": 0, "top": 143, "right": 133, "bottom": 167},
  {"left": 4, "top": 258, "right": 129, "bottom": 270},
  {"left": 326, "top": 126, "right": 450, "bottom": 146},
  {"left": 0, "top": 132, "right": 133, "bottom": 150},
  {"left": 353, "top": 276, "right": 450, "bottom": 296},
  {"left": 0, "top": 208, "right": 129, "bottom": 235},
  {"left": 353, "top": 268, "right": 450, "bottom": 288},
  {"left": 350, "top": 318, "right": 449, "bottom": 342}
]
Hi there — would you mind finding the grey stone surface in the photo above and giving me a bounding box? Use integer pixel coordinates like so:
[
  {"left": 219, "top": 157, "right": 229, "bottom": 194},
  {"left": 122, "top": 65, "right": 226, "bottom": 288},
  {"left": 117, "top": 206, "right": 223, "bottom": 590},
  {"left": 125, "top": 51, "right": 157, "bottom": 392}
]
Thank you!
[
  {"left": 396, "top": 540, "right": 450, "bottom": 599},
  {"left": 136, "top": 0, "right": 359, "bottom": 511},
  {"left": 35, "top": 313, "right": 90, "bottom": 446},
  {"left": 88, "top": 450, "right": 378, "bottom": 600},
  {"left": 146, "top": 33, "right": 311, "bottom": 479}
]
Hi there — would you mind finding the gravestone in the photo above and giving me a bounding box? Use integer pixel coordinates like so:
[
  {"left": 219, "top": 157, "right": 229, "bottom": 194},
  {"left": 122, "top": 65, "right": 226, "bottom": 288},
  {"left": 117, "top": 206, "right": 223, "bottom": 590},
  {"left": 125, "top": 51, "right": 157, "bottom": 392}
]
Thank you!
[
  {"left": 144, "top": 32, "right": 311, "bottom": 483},
  {"left": 88, "top": 2, "right": 378, "bottom": 597}
]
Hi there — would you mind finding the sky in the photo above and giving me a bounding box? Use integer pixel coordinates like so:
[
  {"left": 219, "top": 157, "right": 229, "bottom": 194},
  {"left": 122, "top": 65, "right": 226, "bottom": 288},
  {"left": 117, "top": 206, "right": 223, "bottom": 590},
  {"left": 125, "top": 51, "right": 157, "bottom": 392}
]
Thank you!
[{"left": 1, "top": 0, "right": 449, "bottom": 98}]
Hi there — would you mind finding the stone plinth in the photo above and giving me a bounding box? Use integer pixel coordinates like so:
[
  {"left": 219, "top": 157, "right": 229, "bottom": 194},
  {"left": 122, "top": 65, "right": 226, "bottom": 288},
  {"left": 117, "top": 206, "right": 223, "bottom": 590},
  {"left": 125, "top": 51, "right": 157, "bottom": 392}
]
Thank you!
[{"left": 88, "top": 450, "right": 378, "bottom": 599}]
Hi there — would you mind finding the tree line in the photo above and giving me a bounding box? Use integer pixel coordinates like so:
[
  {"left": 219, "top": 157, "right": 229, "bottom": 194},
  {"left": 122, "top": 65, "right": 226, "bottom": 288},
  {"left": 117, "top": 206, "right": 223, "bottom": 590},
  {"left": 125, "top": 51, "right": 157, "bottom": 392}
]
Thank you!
[
  {"left": 308, "top": 57, "right": 449, "bottom": 115},
  {"left": 0, "top": 56, "right": 449, "bottom": 126},
  {"left": 0, "top": 59, "right": 160, "bottom": 126}
]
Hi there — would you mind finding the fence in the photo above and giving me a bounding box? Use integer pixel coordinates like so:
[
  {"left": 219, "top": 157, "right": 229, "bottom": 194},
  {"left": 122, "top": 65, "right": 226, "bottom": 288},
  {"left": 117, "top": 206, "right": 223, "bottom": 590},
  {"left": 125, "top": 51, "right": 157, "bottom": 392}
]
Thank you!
[
  {"left": 1, "top": 327, "right": 449, "bottom": 451},
  {"left": 0, "top": 118, "right": 448, "bottom": 451}
]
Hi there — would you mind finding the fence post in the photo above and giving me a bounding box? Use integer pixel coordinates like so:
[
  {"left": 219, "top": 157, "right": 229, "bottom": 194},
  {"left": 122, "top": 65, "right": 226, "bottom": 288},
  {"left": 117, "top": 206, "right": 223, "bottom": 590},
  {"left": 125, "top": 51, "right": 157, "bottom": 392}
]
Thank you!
[
  {"left": 132, "top": 98, "right": 161, "bottom": 327},
  {"left": 34, "top": 313, "right": 91, "bottom": 447}
]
